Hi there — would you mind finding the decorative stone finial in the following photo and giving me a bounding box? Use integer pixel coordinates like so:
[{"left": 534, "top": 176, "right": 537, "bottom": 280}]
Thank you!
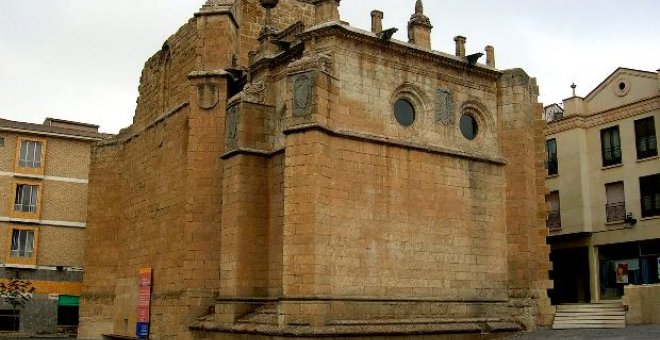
[
  {"left": 407, "top": 0, "right": 432, "bottom": 48},
  {"left": 259, "top": 0, "right": 280, "bottom": 37},
  {"left": 415, "top": 0, "right": 424, "bottom": 15}
]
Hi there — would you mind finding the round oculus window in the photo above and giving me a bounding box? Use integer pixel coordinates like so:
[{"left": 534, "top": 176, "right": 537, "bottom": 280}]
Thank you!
[
  {"left": 460, "top": 114, "right": 478, "bottom": 140},
  {"left": 614, "top": 78, "right": 630, "bottom": 97},
  {"left": 394, "top": 99, "right": 415, "bottom": 127}
]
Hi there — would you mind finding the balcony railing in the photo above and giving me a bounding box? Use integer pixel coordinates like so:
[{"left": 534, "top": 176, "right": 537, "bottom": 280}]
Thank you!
[
  {"left": 605, "top": 202, "right": 626, "bottom": 223},
  {"left": 641, "top": 195, "right": 660, "bottom": 218},
  {"left": 546, "top": 210, "right": 561, "bottom": 230},
  {"left": 637, "top": 135, "right": 658, "bottom": 159},
  {"left": 602, "top": 146, "right": 622, "bottom": 166}
]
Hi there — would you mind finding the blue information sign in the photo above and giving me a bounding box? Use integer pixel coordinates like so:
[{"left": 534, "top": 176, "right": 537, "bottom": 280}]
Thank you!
[{"left": 136, "top": 322, "right": 149, "bottom": 339}]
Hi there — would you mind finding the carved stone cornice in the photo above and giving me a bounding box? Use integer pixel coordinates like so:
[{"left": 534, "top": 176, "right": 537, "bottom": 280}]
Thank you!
[
  {"left": 286, "top": 51, "right": 333, "bottom": 76},
  {"left": 248, "top": 43, "right": 305, "bottom": 75},
  {"left": 283, "top": 122, "right": 507, "bottom": 165},
  {"left": 545, "top": 95, "right": 660, "bottom": 136},
  {"left": 298, "top": 23, "right": 500, "bottom": 81}
]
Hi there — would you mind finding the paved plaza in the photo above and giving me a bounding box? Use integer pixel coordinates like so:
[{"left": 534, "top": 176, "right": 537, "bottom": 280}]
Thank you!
[{"left": 507, "top": 325, "right": 660, "bottom": 339}]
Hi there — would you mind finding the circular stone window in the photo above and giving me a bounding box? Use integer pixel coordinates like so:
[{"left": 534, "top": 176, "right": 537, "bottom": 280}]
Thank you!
[
  {"left": 459, "top": 114, "right": 478, "bottom": 140},
  {"left": 393, "top": 99, "right": 415, "bottom": 126},
  {"left": 614, "top": 79, "right": 630, "bottom": 97}
]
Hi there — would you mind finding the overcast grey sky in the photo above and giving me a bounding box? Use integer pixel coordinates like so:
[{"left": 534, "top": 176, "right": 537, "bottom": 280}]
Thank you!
[{"left": 1, "top": 0, "right": 658, "bottom": 133}]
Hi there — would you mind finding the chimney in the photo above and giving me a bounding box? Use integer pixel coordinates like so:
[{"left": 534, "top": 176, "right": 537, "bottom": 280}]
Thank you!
[
  {"left": 485, "top": 45, "right": 495, "bottom": 67},
  {"left": 307, "top": 0, "right": 341, "bottom": 25},
  {"left": 371, "top": 10, "right": 383, "bottom": 33},
  {"left": 407, "top": 0, "right": 432, "bottom": 49},
  {"left": 657, "top": 69, "right": 660, "bottom": 92},
  {"left": 454, "top": 36, "right": 466, "bottom": 58}
]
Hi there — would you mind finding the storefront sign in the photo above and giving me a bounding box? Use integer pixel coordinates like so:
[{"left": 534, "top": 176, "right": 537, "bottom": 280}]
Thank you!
[{"left": 136, "top": 268, "right": 152, "bottom": 339}]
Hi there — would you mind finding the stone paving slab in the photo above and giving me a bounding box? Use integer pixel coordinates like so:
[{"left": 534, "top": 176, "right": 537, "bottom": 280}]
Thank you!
[{"left": 506, "top": 325, "right": 660, "bottom": 340}]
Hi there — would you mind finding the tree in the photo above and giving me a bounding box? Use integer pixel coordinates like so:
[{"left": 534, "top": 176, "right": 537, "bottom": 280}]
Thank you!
[{"left": 0, "top": 270, "right": 36, "bottom": 332}]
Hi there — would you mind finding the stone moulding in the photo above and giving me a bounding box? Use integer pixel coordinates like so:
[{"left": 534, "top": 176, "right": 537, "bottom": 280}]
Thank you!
[
  {"left": 191, "top": 297, "right": 522, "bottom": 336},
  {"left": 213, "top": 295, "right": 509, "bottom": 303},
  {"left": 545, "top": 95, "right": 660, "bottom": 135},
  {"left": 220, "top": 146, "right": 284, "bottom": 160},
  {"left": 249, "top": 43, "right": 304, "bottom": 75},
  {"left": 298, "top": 22, "right": 500, "bottom": 80},
  {"left": 283, "top": 122, "right": 507, "bottom": 165},
  {"left": 286, "top": 51, "right": 334, "bottom": 76},
  {"left": 460, "top": 99, "right": 496, "bottom": 134}
]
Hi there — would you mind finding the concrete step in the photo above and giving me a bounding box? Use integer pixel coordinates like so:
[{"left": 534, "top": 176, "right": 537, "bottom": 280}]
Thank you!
[{"left": 553, "top": 302, "right": 626, "bottom": 330}]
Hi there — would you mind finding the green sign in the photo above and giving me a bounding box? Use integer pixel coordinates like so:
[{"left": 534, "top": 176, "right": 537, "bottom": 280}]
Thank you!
[{"left": 58, "top": 295, "right": 79, "bottom": 307}]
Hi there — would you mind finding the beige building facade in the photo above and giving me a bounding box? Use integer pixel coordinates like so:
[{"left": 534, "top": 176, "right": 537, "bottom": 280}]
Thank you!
[
  {"left": 0, "top": 117, "right": 106, "bottom": 333},
  {"left": 545, "top": 68, "right": 660, "bottom": 304},
  {"left": 79, "top": 1, "right": 552, "bottom": 339}
]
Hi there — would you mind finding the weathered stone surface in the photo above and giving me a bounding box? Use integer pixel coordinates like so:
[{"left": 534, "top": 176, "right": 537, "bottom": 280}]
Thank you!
[{"left": 80, "top": 0, "right": 551, "bottom": 339}]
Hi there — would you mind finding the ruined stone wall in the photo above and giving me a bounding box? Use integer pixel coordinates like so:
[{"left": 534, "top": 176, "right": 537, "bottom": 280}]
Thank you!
[
  {"left": 237, "top": 0, "right": 314, "bottom": 65},
  {"left": 80, "top": 107, "right": 192, "bottom": 339},
  {"left": 497, "top": 69, "right": 553, "bottom": 327},
  {"left": 132, "top": 21, "right": 198, "bottom": 131}
]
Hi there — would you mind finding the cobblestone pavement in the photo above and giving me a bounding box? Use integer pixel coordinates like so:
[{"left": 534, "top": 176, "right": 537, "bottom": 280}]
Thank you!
[{"left": 506, "top": 325, "right": 660, "bottom": 339}]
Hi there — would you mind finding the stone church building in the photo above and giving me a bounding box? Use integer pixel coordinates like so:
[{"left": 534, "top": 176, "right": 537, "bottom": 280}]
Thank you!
[{"left": 79, "top": 0, "right": 553, "bottom": 338}]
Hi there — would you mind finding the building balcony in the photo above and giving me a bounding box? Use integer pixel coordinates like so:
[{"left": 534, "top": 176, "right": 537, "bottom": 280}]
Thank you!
[{"left": 605, "top": 202, "right": 626, "bottom": 223}]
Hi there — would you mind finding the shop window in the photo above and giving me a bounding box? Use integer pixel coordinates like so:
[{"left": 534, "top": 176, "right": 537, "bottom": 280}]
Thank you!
[
  {"left": 640, "top": 174, "right": 660, "bottom": 218},
  {"left": 546, "top": 191, "right": 561, "bottom": 230},
  {"left": 546, "top": 138, "right": 558, "bottom": 176},
  {"left": 635, "top": 116, "right": 657, "bottom": 160},
  {"left": 601, "top": 126, "right": 622, "bottom": 167},
  {"left": 58, "top": 295, "right": 80, "bottom": 329},
  {"left": 605, "top": 181, "right": 626, "bottom": 223}
]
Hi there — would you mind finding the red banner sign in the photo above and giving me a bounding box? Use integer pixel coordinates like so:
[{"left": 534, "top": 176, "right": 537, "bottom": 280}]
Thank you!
[{"left": 136, "top": 268, "right": 152, "bottom": 333}]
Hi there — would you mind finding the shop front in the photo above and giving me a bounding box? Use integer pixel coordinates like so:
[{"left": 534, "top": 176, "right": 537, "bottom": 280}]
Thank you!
[{"left": 599, "top": 239, "right": 660, "bottom": 300}]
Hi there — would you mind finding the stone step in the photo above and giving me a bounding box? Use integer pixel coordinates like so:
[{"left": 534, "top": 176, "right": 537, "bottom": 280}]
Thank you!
[
  {"left": 553, "top": 323, "right": 626, "bottom": 330},
  {"left": 554, "top": 314, "right": 626, "bottom": 320},
  {"left": 553, "top": 302, "right": 626, "bottom": 330},
  {"left": 235, "top": 303, "right": 279, "bottom": 326}
]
